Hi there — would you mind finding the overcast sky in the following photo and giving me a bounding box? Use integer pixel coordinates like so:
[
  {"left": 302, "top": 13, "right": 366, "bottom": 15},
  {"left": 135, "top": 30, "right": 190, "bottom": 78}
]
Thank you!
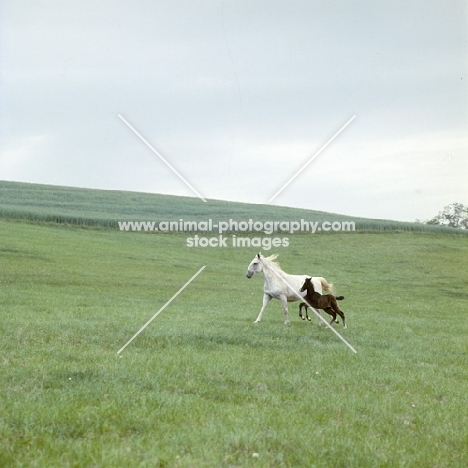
[{"left": 1, "top": 0, "right": 467, "bottom": 221}]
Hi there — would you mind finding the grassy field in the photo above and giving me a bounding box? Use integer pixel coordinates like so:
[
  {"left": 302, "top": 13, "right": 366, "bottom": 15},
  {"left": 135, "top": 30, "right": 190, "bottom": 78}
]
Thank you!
[
  {"left": 1, "top": 214, "right": 467, "bottom": 467},
  {"left": 0, "top": 180, "right": 463, "bottom": 235}
]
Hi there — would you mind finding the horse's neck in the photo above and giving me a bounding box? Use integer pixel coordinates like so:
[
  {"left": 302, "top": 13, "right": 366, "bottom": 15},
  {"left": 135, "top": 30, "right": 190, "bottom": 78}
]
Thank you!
[{"left": 261, "top": 264, "right": 283, "bottom": 288}]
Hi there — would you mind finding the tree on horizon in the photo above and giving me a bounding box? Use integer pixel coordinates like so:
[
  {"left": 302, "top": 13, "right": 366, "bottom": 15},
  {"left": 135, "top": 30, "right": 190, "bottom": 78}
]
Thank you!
[{"left": 426, "top": 202, "right": 468, "bottom": 230}]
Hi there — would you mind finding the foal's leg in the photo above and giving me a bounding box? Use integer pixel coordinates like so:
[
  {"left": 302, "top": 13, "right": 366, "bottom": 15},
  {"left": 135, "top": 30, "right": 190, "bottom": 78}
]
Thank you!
[
  {"left": 334, "top": 307, "right": 346, "bottom": 329},
  {"left": 330, "top": 298, "right": 345, "bottom": 326},
  {"left": 299, "top": 303, "right": 312, "bottom": 321},
  {"left": 254, "top": 293, "right": 272, "bottom": 323},
  {"left": 299, "top": 302, "right": 306, "bottom": 320},
  {"left": 328, "top": 299, "right": 339, "bottom": 323},
  {"left": 305, "top": 306, "right": 324, "bottom": 325},
  {"left": 324, "top": 307, "right": 337, "bottom": 326}
]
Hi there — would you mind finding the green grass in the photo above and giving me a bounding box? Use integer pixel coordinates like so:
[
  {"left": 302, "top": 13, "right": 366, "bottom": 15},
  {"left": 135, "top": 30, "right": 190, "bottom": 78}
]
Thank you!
[
  {"left": 1, "top": 218, "right": 467, "bottom": 467},
  {"left": 1, "top": 179, "right": 464, "bottom": 235}
]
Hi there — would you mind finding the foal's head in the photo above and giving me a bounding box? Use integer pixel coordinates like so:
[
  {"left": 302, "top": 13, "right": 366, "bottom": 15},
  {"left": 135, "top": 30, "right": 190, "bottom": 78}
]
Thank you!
[{"left": 300, "top": 277, "right": 315, "bottom": 293}]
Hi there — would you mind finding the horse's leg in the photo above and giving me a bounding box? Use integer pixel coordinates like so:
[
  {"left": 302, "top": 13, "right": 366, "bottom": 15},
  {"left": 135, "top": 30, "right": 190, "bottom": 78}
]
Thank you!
[
  {"left": 316, "top": 296, "right": 327, "bottom": 326},
  {"left": 254, "top": 294, "right": 272, "bottom": 323},
  {"left": 279, "top": 295, "right": 290, "bottom": 324},
  {"left": 314, "top": 308, "right": 323, "bottom": 326},
  {"left": 305, "top": 306, "right": 311, "bottom": 321}
]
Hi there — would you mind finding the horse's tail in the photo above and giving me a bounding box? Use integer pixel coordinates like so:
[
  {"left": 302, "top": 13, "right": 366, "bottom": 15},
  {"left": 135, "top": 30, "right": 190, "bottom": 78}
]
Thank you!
[
  {"left": 336, "top": 296, "right": 344, "bottom": 301},
  {"left": 320, "top": 277, "right": 335, "bottom": 294}
]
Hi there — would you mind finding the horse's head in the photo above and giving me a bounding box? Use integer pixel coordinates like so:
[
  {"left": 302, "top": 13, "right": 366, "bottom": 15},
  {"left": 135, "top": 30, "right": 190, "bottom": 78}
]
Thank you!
[
  {"left": 300, "top": 277, "right": 312, "bottom": 292},
  {"left": 246, "top": 253, "right": 263, "bottom": 278}
]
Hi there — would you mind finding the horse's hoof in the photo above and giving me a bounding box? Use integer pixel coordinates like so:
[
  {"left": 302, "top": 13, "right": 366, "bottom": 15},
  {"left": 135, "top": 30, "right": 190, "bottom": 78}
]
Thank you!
[{"left": 307, "top": 317, "right": 311, "bottom": 322}]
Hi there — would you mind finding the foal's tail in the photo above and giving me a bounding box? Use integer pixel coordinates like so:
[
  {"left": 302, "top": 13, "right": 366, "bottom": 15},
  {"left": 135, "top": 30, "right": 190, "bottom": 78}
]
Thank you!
[
  {"left": 336, "top": 296, "right": 345, "bottom": 301},
  {"left": 320, "top": 277, "right": 335, "bottom": 294}
]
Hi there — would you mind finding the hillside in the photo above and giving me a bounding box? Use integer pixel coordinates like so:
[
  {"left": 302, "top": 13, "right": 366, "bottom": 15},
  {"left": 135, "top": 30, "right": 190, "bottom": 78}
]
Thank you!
[{"left": 0, "top": 180, "right": 463, "bottom": 235}]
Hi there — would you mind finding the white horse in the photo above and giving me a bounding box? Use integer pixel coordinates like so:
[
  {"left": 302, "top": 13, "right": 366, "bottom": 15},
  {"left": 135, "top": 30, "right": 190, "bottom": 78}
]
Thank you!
[{"left": 245, "top": 253, "right": 335, "bottom": 324}]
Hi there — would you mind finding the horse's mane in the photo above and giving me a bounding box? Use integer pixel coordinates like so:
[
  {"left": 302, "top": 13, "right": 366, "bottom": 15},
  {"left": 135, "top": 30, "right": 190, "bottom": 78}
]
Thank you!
[{"left": 262, "top": 254, "right": 283, "bottom": 272}]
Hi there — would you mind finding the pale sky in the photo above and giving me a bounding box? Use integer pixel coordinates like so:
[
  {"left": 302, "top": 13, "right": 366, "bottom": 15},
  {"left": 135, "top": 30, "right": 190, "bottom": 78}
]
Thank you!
[{"left": 1, "top": 0, "right": 467, "bottom": 221}]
